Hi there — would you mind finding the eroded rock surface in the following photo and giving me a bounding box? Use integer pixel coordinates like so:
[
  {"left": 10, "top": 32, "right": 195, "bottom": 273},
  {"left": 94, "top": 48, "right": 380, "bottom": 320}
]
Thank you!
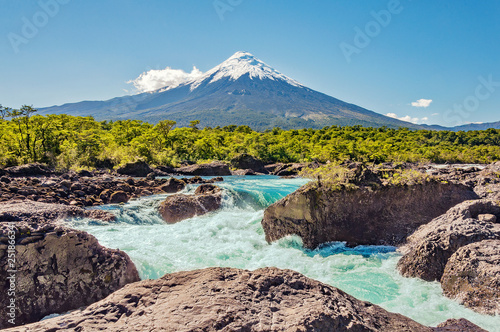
[
  {"left": 10, "top": 267, "right": 433, "bottom": 332},
  {"left": 441, "top": 239, "right": 500, "bottom": 315},
  {"left": 262, "top": 181, "right": 477, "bottom": 249},
  {"left": 398, "top": 200, "right": 500, "bottom": 281},
  {"left": 0, "top": 222, "right": 140, "bottom": 329}
]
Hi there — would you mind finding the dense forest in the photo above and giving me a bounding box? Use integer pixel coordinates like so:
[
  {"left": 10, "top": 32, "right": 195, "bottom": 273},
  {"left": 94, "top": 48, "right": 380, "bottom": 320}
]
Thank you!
[{"left": 1, "top": 105, "right": 499, "bottom": 170}]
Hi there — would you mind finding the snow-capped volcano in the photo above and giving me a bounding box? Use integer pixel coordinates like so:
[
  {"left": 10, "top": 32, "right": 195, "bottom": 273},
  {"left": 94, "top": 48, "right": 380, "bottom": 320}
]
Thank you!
[
  {"left": 39, "top": 51, "right": 425, "bottom": 130},
  {"left": 188, "top": 51, "right": 303, "bottom": 90}
]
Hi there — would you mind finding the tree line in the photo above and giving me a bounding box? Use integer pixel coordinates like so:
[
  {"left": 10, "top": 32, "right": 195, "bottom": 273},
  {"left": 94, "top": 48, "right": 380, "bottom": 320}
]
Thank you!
[{"left": 0, "top": 105, "right": 499, "bottom": 170}]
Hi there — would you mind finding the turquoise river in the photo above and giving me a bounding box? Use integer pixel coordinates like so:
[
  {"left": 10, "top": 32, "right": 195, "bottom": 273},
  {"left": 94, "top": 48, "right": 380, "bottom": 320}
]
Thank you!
[{"left": 70, "top": 175, "right": 498, "bottom": 330}]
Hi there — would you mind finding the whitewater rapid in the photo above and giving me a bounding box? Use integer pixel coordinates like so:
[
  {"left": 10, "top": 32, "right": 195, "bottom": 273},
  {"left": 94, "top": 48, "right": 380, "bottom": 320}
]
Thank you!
[{"left": 70, "top": 175, "right": 498, "bottom": 330}]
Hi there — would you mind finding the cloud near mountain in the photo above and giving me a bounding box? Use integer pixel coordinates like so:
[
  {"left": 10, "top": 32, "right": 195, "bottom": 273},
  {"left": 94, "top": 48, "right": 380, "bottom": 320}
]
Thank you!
[{"left": 128, "top": 66, "right": 204, "bottom": 93}]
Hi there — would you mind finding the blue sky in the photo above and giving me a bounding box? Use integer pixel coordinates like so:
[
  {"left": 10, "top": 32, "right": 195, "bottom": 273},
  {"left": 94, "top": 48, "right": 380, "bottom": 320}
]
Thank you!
[{"left": 1, "top": 0, "right": 499, "bottom": 127}]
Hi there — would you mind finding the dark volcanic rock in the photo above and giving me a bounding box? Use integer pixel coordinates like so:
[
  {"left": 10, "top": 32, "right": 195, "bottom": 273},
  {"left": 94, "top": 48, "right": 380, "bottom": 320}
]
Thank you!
[
  {"left": 116, "top": 160, "right": 153, "bottom": 177},
  {"left": 11, "top": 267, "right": 432, "bottom": 332},
  {"left": 175, "top": 161, "right": 231, "bottom": 176},
  {"left": 432, "top": 318, "right": 487, "bottom": 332},
  {"left": 5, "top": 163, "right": 53, "bottom": 177},
  {"left": 263, "top": 162, "right": 321, "bottom": 176},
  {"left": 155, "top": 165, "right": 175, "bottom": 174},
  {"left": 398, "top": 199, "right": 500, "bottom": 282},
  {"left": 0, "top": 169, "right": 223, "bottom": 208},
  {"left": 275, "top": 163, "right": 310, "bottom": 176},
  {"left": 0, "top": 222, "right": 140, "bottom": 329},
  {"left": 159, "top": 185, "right": 222, "bottom": 223},
  {"left": 0, "top": 200, "right": 116, "bottom": 223},
  {"left": 441, "top": 239, "right": 500, "bottom": 315},
  {"left": 262, "top": 181, "right": 477, "bottom": 249},
  {"left": 158, "top": 178, "right": 186, "bottom": 193},
  {"left": 230, "top": 153, "right": 266, "bottom": 173},
  {"left": 77, "top": 169, "right": 93, "bottom": 177},
  {"left": 194, "top": 183, "right": 221, "bottom": 195},
  {"left": 109, "top": 191, "right": 129, "bottom": 204}
]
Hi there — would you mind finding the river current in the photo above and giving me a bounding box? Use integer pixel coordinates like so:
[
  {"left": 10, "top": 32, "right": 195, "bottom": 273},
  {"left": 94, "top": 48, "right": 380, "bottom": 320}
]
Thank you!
[{"left": 69, "top": 175, "right": 498, "bottom": 330}]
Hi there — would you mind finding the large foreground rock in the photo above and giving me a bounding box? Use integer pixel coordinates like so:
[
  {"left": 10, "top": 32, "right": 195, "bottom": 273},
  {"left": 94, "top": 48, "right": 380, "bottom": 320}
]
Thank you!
[
  {"left": 262, "top": 181, "right": 477, "bottom": 249},
  {"left": 11, "top": 267, "right": 433, "bottom": 331},
  {"left": 158, "top": 184, "right": 222, "bottom": 223},
  {"left": 0, "top": 200, "right": 116, "bottom": 222},
  {"left": 175, "top": 161, "right": 231, "bottom": 176},
  {"left": 0, "top": 222, "right": 140, "bottom": 329},
  {"left": 398, "top": 199, "right": 500, "bottom": 281},
  {"left": 441, "top": 239, "right": 500, "bottom": 315}
]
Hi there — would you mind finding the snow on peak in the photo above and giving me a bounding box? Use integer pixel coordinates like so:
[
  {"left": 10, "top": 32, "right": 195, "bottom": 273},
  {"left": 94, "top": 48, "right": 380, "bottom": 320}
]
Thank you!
[{"left": 190, "top": 51, "right": 303, "bottom": 90}]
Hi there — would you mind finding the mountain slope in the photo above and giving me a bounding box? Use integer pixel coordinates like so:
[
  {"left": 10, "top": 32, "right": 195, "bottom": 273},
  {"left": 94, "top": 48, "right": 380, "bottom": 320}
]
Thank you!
[{"left": 39, "top": 52, "right": 494, "bottom": 131}]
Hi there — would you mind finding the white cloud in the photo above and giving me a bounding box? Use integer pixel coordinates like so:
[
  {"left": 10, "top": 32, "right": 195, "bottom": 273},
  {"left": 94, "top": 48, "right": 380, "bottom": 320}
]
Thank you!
[
  {"left": 431, "top": 113, "right": 439, "bottom": 116},
  {"left": 411, "top": 98, "right": 432, "bottom": 108},
  {"left": 386, "top": 112, "right": 429, "bottom": 124},
  {"left": 127, "top": 66, "right": 204, "bottom": 93}
]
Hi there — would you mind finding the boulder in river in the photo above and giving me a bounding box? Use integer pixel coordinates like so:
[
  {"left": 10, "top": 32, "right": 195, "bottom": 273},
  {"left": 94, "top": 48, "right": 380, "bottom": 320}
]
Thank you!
[
  {"left": 441, "top": 239, "right": 500, "bottom": 315},
  {"left": 109, "top": 190, "right": 129, "bottom": 204},
  {"left": 158, "top": 185, "right": 222, "bottom": 223},
  {"left": 262, "top": 181, "right": 477, "bottom": 249},
  {"left": 10, "top": 267, "right": 435, "bottom": 331},
  {"left": 158, "top": 178, "right": 186, "bottom": 193},
  {"left": 397, "top": 199, "right": 500, "bottom": 282},
  {"left": 0, "top": 222, "right": 140, "bottom": 329}
]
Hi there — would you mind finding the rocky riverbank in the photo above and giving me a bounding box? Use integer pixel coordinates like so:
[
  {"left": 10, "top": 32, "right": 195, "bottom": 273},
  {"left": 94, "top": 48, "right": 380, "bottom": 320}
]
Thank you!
[
  {"left": 0, "top": 165, "right": 223, "bottom": 209},
  {"left": 2, "top": 160, "right": 499, "bottom": 330}
]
